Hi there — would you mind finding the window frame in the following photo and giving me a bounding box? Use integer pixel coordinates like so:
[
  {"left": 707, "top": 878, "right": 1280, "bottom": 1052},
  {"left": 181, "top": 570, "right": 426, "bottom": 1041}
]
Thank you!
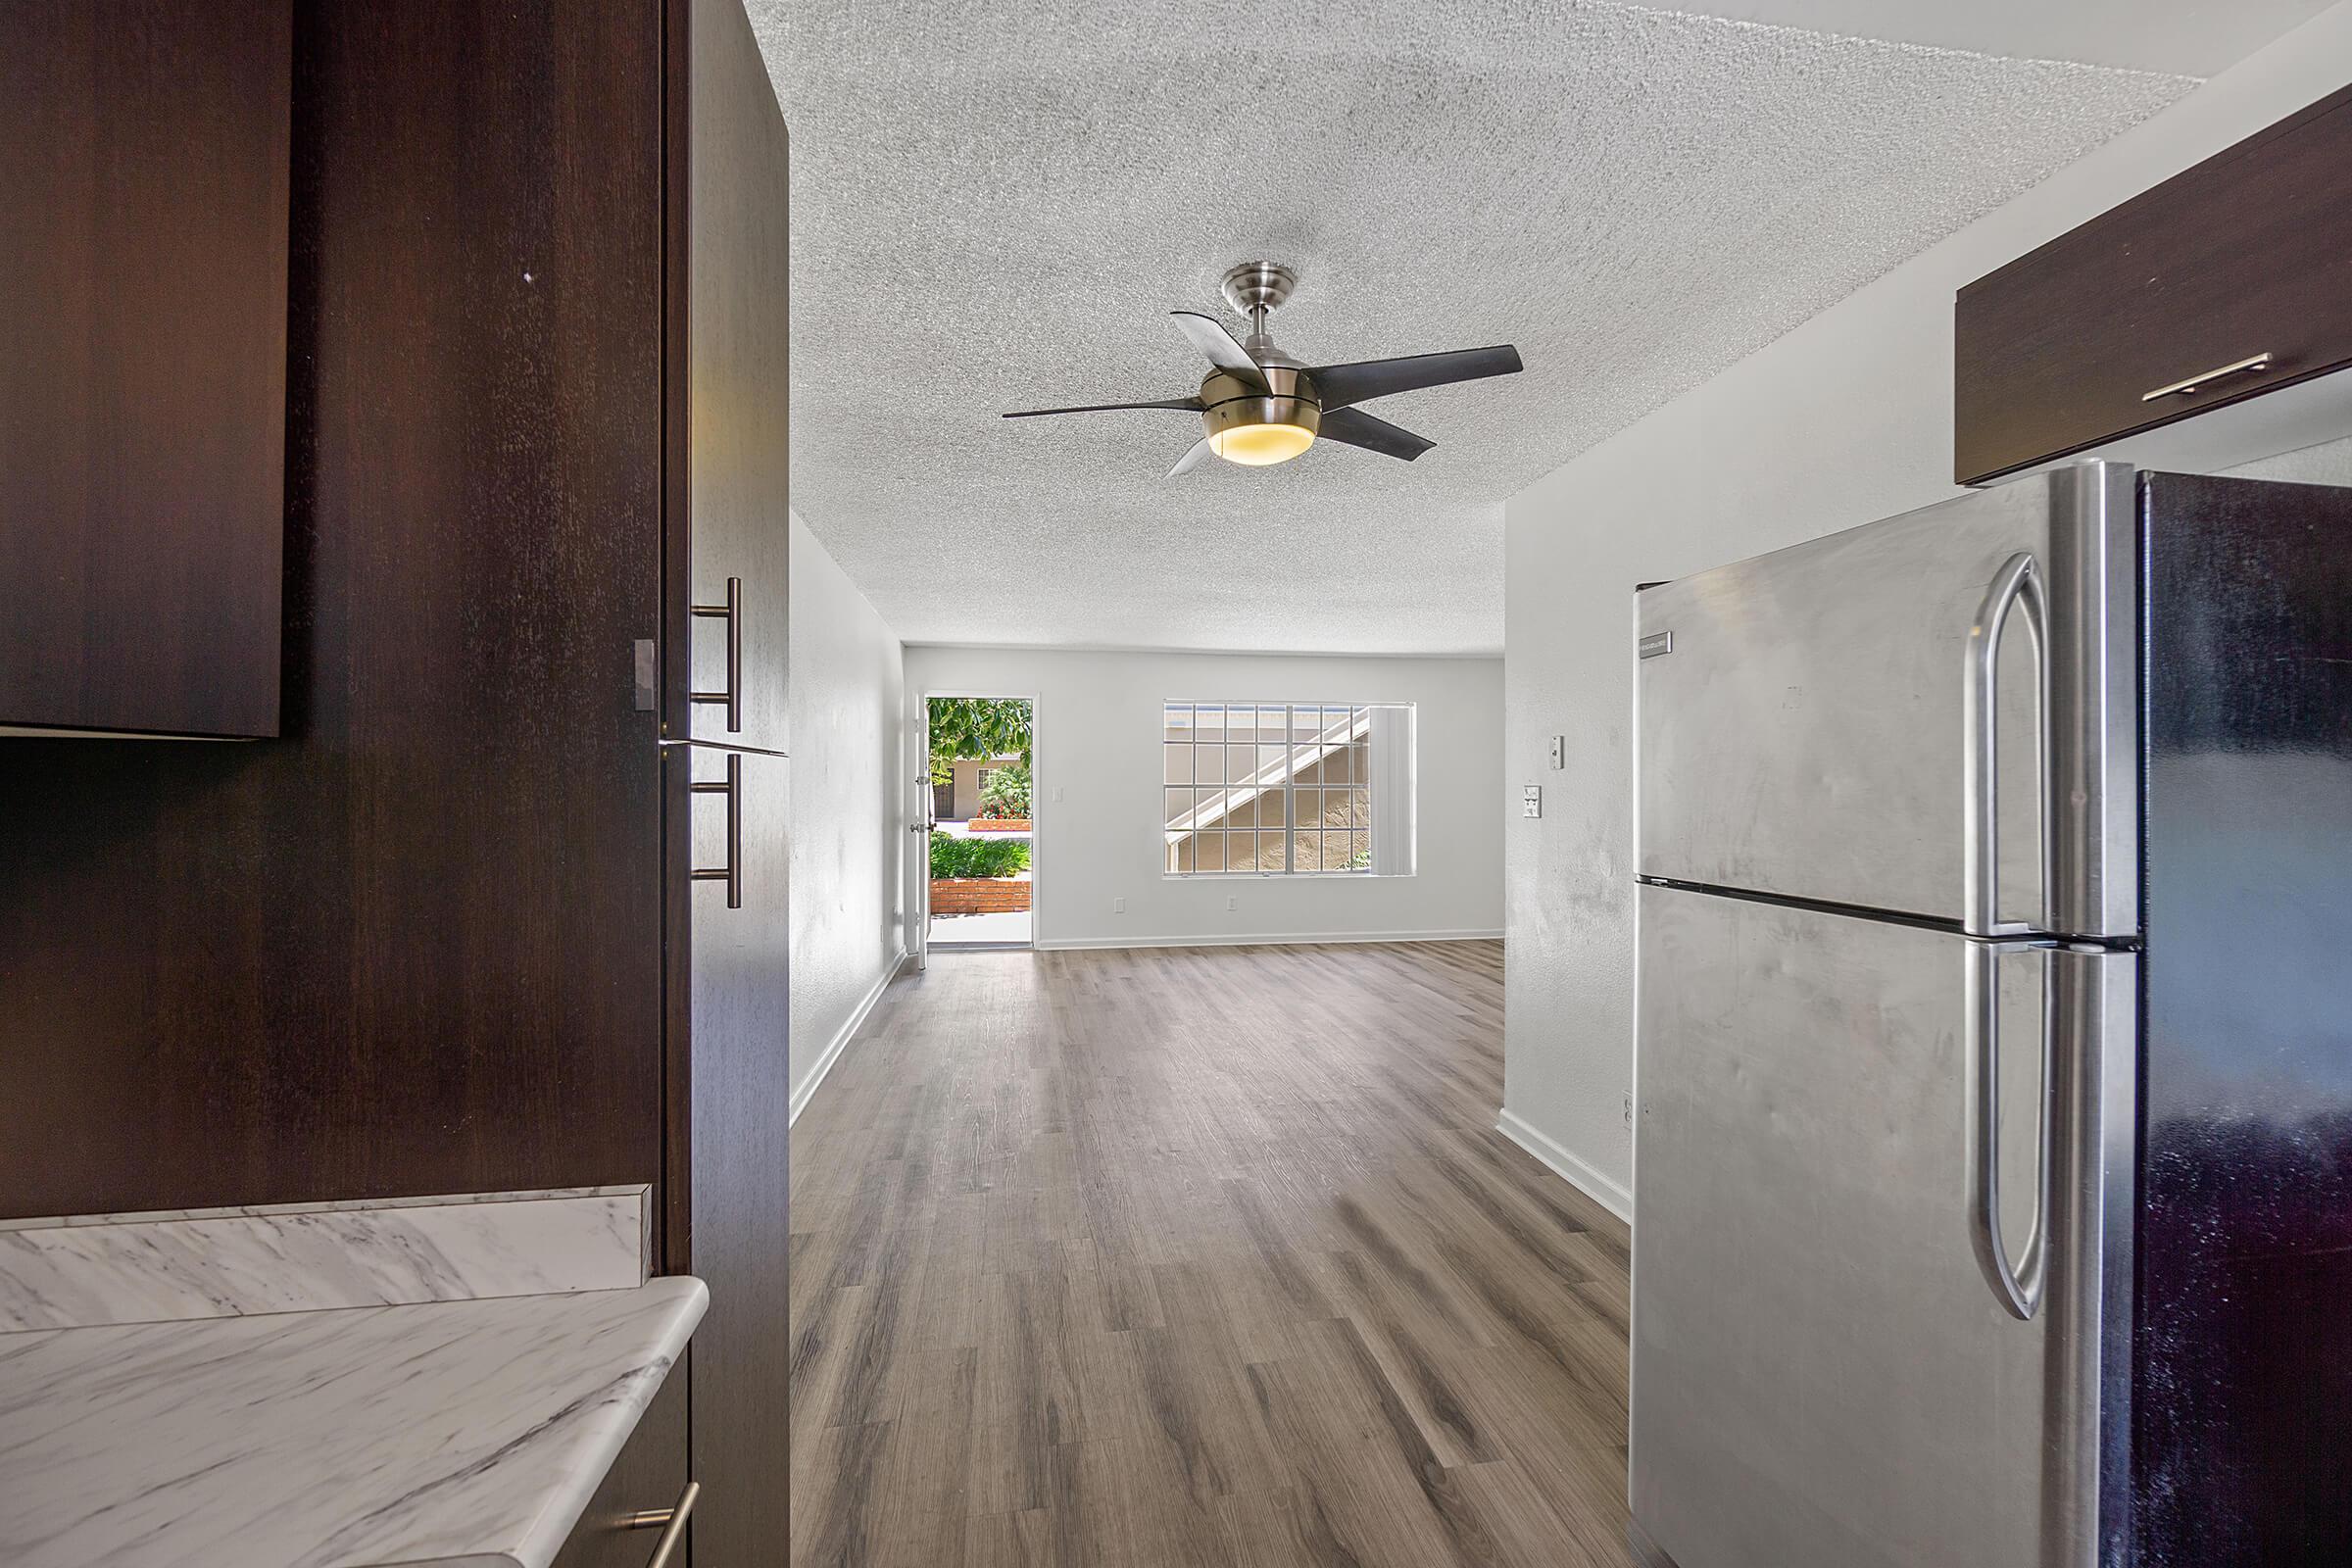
[{"left": 1159, "top": 700, "right": 1401, "bottom": 879}]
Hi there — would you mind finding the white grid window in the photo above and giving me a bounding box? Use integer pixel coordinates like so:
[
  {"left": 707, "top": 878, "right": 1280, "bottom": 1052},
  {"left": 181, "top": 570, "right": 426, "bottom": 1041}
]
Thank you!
[{"left": 1162, "top": 702, "right": 1410, "bottom": 876}]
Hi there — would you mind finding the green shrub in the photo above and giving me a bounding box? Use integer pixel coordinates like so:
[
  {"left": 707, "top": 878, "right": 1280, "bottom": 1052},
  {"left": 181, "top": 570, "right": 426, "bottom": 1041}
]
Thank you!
[
  {"left": 930, "top": 831, "right": 1031, "bottom": 879},
  {"left": 977, "top": 761, "right": 1032, "bottom": 818}
]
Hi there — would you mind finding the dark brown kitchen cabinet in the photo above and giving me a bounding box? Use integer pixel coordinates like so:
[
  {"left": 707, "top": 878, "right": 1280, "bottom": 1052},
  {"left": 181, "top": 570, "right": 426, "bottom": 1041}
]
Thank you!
[
  {"left": 1956, "top": 82, "right": 2352, "bottom": 485},
  {"left": 660, "top": 3, "right": 794, "bottom": 1559},
  {"left": 0, "top": 0, "right": 667, "bottom": 1226},
  {"left": 0, "top": 3, "right": 789, "bottom": 1563},
  {"left": 553, "top": 1362, "right": 691, "bottom": 1568},
  {"left": 675, "top": 0, "right": 793, "bottom": 753},
  {"left": 0, "top": 1, "right": 291, "bottom": 737},
  {"left": 670, "top": 743, "right": 791, "bottom": 1566}
]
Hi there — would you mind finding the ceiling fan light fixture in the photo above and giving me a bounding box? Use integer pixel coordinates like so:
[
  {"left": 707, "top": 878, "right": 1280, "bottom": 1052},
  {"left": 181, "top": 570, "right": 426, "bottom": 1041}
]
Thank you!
[
  {"left": 1208, "top": 420, "right": 1315, "bottom": 466},
  {"left": 1200, "top": 364, "right": 1320, "bottom": 466}
]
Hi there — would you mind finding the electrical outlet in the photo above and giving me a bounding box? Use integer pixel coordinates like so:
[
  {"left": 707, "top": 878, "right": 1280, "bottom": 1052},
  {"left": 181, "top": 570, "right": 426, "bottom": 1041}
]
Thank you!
[
  {"left": 1053, "top": 785, "right": 1065, "bottom": 804},
  {"left": 1113, "top": 897, "right": 1125, "bottom": 914},
  {"left": 1622, "top": 1092, "right": 1635, "bottom": 1129},
  {"left": 1522, "top": 784, "right": 1543, "bottom": 818},
  {"left": 1226, "top": 895, "right": 1238, "bottom": 911},
  {"left": 1548, "top": 735, "right": 1565, "bottom": 769}
]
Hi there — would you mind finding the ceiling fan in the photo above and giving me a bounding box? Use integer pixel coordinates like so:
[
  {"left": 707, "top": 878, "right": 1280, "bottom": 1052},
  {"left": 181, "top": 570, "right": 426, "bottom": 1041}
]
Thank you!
[{"left": 1003, "top": 262, "right": 1524, "bottom": 476}]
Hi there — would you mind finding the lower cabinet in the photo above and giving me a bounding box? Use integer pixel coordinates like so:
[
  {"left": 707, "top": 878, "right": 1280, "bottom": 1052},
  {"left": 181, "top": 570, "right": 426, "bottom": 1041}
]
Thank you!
[{"left": 554, "top": 1361, "right": 693, "bottom": 1568}]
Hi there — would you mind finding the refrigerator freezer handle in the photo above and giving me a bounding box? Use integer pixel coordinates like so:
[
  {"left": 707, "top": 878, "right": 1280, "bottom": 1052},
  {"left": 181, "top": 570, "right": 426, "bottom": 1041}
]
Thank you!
[
  {"left": 1964, "top": 941, "right": 2051, "bottom": 1320},
  {"left": 1962, "top": 551, "right": 2052, "bottom": 939}
]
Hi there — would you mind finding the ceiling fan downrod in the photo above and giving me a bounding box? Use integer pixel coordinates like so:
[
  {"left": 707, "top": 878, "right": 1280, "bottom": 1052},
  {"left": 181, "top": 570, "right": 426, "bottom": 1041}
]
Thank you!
[{"left": 1221, "top": 260, "right": 1298, "bottom": 357}]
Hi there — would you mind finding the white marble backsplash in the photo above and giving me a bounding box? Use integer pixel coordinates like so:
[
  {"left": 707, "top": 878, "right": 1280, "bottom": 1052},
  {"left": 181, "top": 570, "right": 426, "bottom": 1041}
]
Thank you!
[{"left": 0, "top": 1187, "right": 650, "bottom": 1333}]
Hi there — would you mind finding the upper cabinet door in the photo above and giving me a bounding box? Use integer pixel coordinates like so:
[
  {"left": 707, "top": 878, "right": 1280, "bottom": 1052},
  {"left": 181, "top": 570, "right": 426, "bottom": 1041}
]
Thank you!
[
  {"left": 673, "top": 0, "right": 790, "bottom": 751},
  {"left": 1956, "top": 83, "right": 2352, "bottom": 486},
  {"left": 0, "top": 3, "right": 291, "bottom": 737}
]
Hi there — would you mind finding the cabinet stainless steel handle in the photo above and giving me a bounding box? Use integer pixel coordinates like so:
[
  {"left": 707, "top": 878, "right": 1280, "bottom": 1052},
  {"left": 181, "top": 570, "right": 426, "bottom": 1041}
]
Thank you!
[
  {"left": 625, "top": 1480, "right": 699, "bottom": 1568},
  {"left": 1962, "top": 551, "right": 2051, "bottom": 939},
  {"left": 1964, "top": 943, "right": 2053, "bottom": 1321},
  {"left": 689, "top": 577, "right": 743, "bottom": 732},
  {"left": 690, "top": 754, "right": 743, "bottom": 908},
  {"left": 2140, "top": 351, "right": 2274, "bottom": 403}
]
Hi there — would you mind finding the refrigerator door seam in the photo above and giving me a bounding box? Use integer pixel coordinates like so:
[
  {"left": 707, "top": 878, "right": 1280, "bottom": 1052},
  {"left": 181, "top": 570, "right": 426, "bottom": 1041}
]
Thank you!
[{"left": 1634, "top": 877, "right": 2143, "bottom": 950}]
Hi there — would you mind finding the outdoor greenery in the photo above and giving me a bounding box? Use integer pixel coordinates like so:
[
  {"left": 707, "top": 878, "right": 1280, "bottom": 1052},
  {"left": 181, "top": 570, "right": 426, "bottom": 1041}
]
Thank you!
[
  {"left": 929, "top": 831, "right": 1031, "bottom": 879},
  {"left": 977, "top": 761, "right": 1032, "bottom": 819},
  {"left": 928, "top": 697, "right": 1031, "bottom": 786}
]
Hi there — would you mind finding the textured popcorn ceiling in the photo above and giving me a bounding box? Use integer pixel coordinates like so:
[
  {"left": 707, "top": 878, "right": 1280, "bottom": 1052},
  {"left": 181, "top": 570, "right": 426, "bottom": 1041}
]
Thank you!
[
  {"left": 1659, "top": 0, "right": 2328, "bottom": 75},
  {"left": 751, "top": 1, "right": 2196, "bottom": 655}
]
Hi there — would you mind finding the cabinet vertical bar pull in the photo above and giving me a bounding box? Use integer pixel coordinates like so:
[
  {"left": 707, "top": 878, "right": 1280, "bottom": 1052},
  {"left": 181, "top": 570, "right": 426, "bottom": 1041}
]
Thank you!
[
  {"left": 625, "top": 1480, "right": 700, "bottom": 1568},
  {"left": 689, "top": 576, "right": 743, "bottom": 732},
  {"left": 690, "top": 755, "right": 743, "bottom": 908}
]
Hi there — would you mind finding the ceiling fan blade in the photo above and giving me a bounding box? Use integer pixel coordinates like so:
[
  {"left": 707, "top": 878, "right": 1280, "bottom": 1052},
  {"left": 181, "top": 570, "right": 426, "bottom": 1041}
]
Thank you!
[
  {"left": 1170, "top": 311, "right": 1265, "bottom": 385},
  {"left": 1308, "top": 344, "right": 1523, "bottom": 412},
  {"left": 1167, "top": 437, "right": 1214, "bottom": 477},
  {"left": 1004, "top": 397, "right": 1203, "bottom": 418},
  {"left": 1317, "top": 406, "right": 1434, "bottom": 462}
]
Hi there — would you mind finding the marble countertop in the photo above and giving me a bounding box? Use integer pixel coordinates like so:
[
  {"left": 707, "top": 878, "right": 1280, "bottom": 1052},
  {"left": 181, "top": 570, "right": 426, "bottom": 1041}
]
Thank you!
[{"left": 0, "top": 1275, "right": 706, "bottom": 1568}]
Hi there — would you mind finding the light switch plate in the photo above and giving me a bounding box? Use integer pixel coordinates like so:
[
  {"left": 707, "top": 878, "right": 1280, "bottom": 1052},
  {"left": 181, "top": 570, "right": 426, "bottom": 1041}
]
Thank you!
[
  {"left": 1522, "top": 784, "right": 1543, "bottom": 818},
  {"left": 1548, "top": 735, "right": 1565, "bottom": 769}
]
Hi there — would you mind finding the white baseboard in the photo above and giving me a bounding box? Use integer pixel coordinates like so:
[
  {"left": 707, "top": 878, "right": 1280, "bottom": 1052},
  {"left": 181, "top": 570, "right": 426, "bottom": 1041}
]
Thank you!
[
  {"left": 1034, "top": 928, "right": 1502, "bottom": 953},
  {"left": 1495, "top": 1107, "right": 1634, "bottom": 1224},
  {"left": 788, "top": 950, "right": 906, "bottom": 1127}
]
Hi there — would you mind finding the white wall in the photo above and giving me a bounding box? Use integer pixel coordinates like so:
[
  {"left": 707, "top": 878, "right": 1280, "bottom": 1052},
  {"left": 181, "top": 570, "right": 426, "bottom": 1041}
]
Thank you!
[
  {"left": 902, "top": 646, "right": 1504, "bottom": 948},
  {"left": 1500, "top": 2, "right": 2352, "bottom": 1220},
  {"left": 788, "top": 513, "right": 906, "bottom": 1117}
]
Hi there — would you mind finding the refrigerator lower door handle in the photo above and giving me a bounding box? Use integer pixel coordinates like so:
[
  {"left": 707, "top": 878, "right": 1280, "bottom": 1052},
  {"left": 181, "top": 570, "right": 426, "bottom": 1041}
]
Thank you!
[{"left": 1965, "top": 939, "right": 2051, "bottom": 1320}]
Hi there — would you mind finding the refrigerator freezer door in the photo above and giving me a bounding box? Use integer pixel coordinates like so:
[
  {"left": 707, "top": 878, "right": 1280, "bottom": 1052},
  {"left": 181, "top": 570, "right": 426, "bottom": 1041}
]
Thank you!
[
  {"left": 1637, "top": 464, "right": 2136, "bottom": 937},
  {"left": 1630, "top": 884, "right": 2135, "bottom": 1568}
]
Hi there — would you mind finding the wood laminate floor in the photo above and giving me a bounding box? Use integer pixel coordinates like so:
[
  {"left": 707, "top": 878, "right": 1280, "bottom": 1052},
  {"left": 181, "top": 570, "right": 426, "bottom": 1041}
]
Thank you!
[{"left": 788, "top": 941, "right": 1636, "bottom": 1568}]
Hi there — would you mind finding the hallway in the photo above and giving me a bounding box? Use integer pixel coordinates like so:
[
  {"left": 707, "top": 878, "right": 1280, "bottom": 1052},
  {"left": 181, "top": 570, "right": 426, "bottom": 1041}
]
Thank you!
[{"left": 788, "top": 941, "right": 1635, "bottom": 1567}]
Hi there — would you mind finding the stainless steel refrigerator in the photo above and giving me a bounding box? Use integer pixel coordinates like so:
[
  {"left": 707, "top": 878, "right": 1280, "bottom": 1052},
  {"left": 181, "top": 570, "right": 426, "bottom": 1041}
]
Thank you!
[{"left": 1629, "top": 463, "right": 2352, "bottom": 1568}]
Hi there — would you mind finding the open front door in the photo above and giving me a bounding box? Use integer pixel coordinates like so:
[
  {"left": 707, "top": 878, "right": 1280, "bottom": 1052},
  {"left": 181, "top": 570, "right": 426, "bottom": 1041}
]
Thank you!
[{"left": 906, "top": 691, "right": 930, "bottom": 971}]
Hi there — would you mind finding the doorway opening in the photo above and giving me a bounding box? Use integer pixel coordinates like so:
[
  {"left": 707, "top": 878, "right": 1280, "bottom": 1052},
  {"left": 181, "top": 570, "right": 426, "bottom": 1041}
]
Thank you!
[{"left": 924, "top": 694, "right": 1034, "bottom": 951}]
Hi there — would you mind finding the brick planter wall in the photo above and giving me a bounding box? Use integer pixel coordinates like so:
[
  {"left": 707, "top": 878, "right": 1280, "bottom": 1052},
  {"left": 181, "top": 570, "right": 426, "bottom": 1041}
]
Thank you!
[
  {"left": 930, "top": 877, "right": 1032, "bottom": 914},
  {"left": 968, "top": 817, "right": 1031, "bottom": 833}
]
